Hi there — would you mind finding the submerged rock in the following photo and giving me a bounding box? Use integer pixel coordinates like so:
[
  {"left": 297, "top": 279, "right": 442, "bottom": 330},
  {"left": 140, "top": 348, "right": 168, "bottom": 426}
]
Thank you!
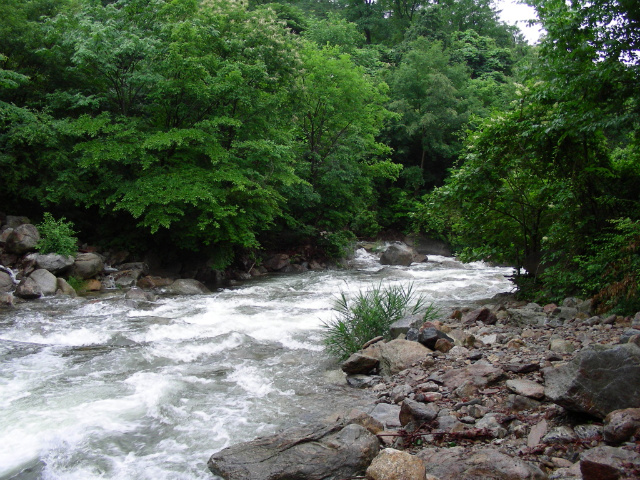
[{"left": 208, "top": 423, "right": 379, "bottom": 480}]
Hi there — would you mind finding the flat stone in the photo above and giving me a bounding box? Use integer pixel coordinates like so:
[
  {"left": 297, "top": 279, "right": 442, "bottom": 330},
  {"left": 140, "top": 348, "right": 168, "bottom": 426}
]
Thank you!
[
  {"left": 342, "top": 353, "right": 380, "bottom": 375},
  {"left": 368, "top": 403, "right": 402, "bottom": 429},
  {"left": 208, "top": 423, "right": 379, "bottom": 480},
  {"left": 418, "top": 447, "right": 546, "bottom": 480},
  {"left": 506, "top": 379, "right": 545, "bottom": 399},
  {"left": 527, "top": 419, "right": 548, "bottom": 448}
]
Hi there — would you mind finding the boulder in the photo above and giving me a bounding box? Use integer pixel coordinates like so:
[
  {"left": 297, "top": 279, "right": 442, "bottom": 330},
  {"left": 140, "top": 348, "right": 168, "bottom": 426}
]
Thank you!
[
  {"left": 72, "top": 253, "right": 104, "bottom": 279},
  {"left": 342, "top": 353, "right": 380, "bottom": 375},
  {"left": 462, "top": 307, "right": 498, "bottom": 325},
  {"left": 389, "top": 314, "right": 423, "bottom": 338},
  {"left": 404, "top": 233, "right": 452, "bottom": 256},
  {"left": 125, "top": 287, "right": 157, "bottom": 302},
  {"left": 379, "top": 339, "right": 431, "bottom": 376},
  {"left": 207, "top": 423, "right": 379, "bottom": 480},
  {"left": 399, "top": 398, "right": 438, "bottom": 426},
  {"left": 113, "top": 269, "right": 144, "bottom": 288},
  {"left": 165, "top": 278, "right": 210, "bottom": 295},
  {"left": 418, "top": 327, "right": 454, "bottom": 350},
  {"left": 366, "top": 448, "right": 426, "bottom": 480},
  {"left": 29, "top": 269, "right": 58, "bottom": 295},
  {"left": 56, "top": 278, "right": 77, "bottom": 297},
  {"left": 137, "top": 275, "right": 175, "bottom": 289},
  {"left": 0, "top": 271, "right": 14, "bottom": 292},
  {"left": 262, "top": 254, "right": 290, "bottom": 271},
  {"left": 5, "top": 215, "right": 30, "bottom": 228},
  {"left": 580, "top": 446, "right": 640, "bottom": 480},
  {"left": 544, "top": 343, "right": 640, "bottom": 418},
  {"left": 380, "top": 243, "right": 416, "bottom": 267},
  {"left": 417, "top": 447, "right": 547, "bottom": 480},
  {"left": 5, "top": 224, "right": 40, "bottom": 254},
  {"left": 0, "top": 292, "right": 14, "bottom": 307},
  {"left": 15, "top": 277, "right": 42, "bottom": 299},
  {"left": 35, "top": 253, "right": 75, "bottom": 274},
  {"left": 603, "top": 408, "right": 640, "bottom": 445}
]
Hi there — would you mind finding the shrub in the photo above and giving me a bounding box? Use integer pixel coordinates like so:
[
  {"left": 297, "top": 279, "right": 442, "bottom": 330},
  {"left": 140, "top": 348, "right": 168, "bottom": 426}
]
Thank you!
[
  {"left": 36, "top": 212, "right": 78, "bottom": 256},
  {"left": 320, "top": 283, "right": 438, "bottom": 360}
]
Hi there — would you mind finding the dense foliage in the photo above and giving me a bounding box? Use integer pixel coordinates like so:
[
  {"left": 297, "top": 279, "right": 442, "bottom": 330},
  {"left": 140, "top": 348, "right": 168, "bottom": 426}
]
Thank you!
[{"left": 1, "top": 0, "right": 638, "bottom": 311}]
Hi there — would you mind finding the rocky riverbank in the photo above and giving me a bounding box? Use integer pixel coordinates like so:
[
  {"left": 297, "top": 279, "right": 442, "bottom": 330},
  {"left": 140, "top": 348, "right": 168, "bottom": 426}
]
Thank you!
[{"left": 209, "top": 298, "right": 640, "bottom": 480}]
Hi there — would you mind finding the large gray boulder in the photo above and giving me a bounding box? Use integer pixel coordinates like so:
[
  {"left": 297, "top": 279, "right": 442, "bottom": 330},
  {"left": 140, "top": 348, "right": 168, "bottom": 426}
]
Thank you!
[
  {"left": 378, "top": 339, "right": 431, "bottom": 376},
  {"left": 5, "top": 224, "right": 40, "bottom": 254},
  {"left": 380, "top": 243, "right": 416, "bottom": 267},
  {"left": 0, "top": 271, "right": 14, "bottom": 293},
  {"left": 208, "top": 423, "right": 379, "bottom": 480},
  {"left": 15, "top": 277, "right": 42, "bottom": 299},
  {"left": 165, "top": 278, "right": 210, "bottom": 295},
  {"left": 418, "top": 447, "right": 547, "bottom": 480},
  {"left": 35, "top": 253, "right": 75, "bottom": 274},
  {"left": 29, "top": 269, "right": 58, "bottom": 295},
  {"left": 544, "top": 343, "right": 640, "bottom": 418},
  {"left": 72, "top": 253, "right": 104, "bottom": 279}
]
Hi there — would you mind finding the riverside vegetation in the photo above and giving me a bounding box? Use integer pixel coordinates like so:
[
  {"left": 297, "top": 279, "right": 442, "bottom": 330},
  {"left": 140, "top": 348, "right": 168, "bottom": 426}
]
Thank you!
[{"left": 1, "top": 0, "right": 639, "bottom": 313}]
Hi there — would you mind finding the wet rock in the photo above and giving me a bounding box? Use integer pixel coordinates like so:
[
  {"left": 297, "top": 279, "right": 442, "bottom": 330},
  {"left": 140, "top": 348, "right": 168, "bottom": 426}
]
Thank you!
[
  {"left": 5, "top": 224, "right": 40, "bottom": 254},
  {"left": 380, "top": 243, "right": 415, "bottom": 267},
  {"left": 0, "top": 271, "right": 13, "bottom": 292},
  {"left": 0, "top": 292, "right": 14, "bottom": 307},
  {"left": 165, "top": 278, "right": 210, "bottom": 295},
  {"left": 418, "top": 327, "right": 454, "bottom": 350},
  {"left": 262, "top": 253, "right": 290, "bottom": 271},
  {"left": 137, "top": 275, "right": 175, "bottom": 289},
  {"left": 125, "top": 287, "right": 156, "bottom": 302},
  {"left": 207, "top": 423, "right": 379, "bottom": 480},
  {"left": 379, "top": 339, "right": 431, "bottom": 376},
  {"left": 544, "top": 343, "right": 640, "bottom": 418},
  {"left": 418, "top": 447, "right": 547, "bottom": 480},
  {"left": 84, "top": 279, "right": 102, "bottom": 291},
  {"left": 342, "top": 353, "right": 380, "bottom": 375},
  {"left": 113, "top": 269, "right": 144, "bottom": 288},
  {"left": 35, "top": 253, "right": 75, "bottom": 274},
  {"left": 580, "top": 445, "right": 640, "bottom": 480},
  {"left": 29, "top": 269, "right": 57, "bottom": 295},
  {"left": 366, "top": 448, "right": 426, "bottom": 480},
  {"left": 399, "top": 398, "right": 438, "bottom": 426},
  {"left": 506, "top": 379, "right": 545, "bottom": 399},
  {"left": 56, "top": 278, "right": 77, "bottom": 297},
  {"left": 603, "top": 408, "right": 640, "bottom": 445},
  {"left": 72, "top": 253, "right": 105, "bottom": 279},
  {"left": 15, "top": 277, "right": 42, "bottom": 299},
  {"left": 346, "top": 374, "right": 382, "bottom": 389}
]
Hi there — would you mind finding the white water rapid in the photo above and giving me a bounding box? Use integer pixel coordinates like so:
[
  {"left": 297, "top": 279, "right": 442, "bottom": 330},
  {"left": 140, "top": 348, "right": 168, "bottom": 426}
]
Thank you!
[{"left": 0, "top": 250, "right": 514, "bottom": 479}]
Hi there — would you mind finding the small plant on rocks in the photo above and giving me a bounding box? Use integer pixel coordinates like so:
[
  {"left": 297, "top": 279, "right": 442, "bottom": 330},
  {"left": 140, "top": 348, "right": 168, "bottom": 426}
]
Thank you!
[{"left": 321, "top": 283, "right": 436, "bottom": 359}]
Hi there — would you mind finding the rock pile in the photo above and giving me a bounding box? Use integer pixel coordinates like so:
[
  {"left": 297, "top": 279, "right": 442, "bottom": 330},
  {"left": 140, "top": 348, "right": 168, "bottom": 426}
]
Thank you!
[{"left": 209, "top": 297, "right": 640, "bottom": 480}]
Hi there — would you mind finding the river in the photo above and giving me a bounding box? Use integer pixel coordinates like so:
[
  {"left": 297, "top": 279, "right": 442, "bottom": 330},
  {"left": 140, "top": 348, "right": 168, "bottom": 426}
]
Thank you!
[{"left": 0, "top": 250, "right": 514, "bottom": 479}]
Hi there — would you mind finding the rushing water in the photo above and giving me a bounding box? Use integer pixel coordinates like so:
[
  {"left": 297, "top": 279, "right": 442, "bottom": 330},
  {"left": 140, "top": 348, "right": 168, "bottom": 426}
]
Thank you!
[{"left": 0, "top": 250, "right": 514, "bottom": 480}]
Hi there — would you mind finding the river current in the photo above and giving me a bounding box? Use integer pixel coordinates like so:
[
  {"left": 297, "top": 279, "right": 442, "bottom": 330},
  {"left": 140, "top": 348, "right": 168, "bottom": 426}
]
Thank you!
[{"left": 0, "top": 249, "right": 514, "bottom": 479}]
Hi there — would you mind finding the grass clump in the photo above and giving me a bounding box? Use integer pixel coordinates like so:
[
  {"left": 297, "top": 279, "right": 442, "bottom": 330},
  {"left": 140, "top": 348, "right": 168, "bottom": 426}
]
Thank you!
[{"left": 321, "top": 283, "right": 438, "bottom": 360}]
